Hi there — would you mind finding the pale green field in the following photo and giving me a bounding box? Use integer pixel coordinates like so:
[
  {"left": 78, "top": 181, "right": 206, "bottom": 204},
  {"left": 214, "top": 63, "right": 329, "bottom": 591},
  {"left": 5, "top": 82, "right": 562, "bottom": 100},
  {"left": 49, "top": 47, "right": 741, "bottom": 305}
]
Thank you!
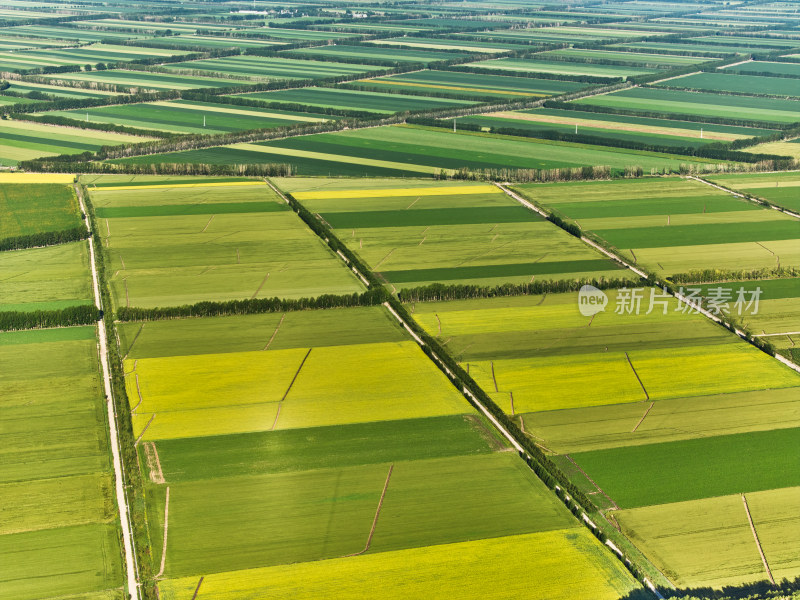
[
  {"left": 0, "top": 241, "right": 92, "bottom": 311},
  {"left": 616, "top": 487, "right": 800, "bottom": 588},
  {"left": 92, "top": 180, "right": 364, "bottom": 307},
  {"left": 159, "top": 528, "right": 636, "bottom": 600},
  {"left": 129, "top": 341, "right": 468, "bottom": 440},
  {"left": 525, "top": 387, "right": 800, "bottom": 453}
]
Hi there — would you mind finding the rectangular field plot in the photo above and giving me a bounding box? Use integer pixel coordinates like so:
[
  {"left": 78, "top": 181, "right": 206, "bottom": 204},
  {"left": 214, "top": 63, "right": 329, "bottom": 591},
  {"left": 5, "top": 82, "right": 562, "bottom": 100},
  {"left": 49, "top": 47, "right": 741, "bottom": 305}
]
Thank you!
[
  {"left": 46, "top": 100, "right": 332, "bottom": 135},
  {"left": 0, "top": 181, "right": 80, "bottom": 239},
  {"left": 0, "top": 119, "right": 150, "bottom": 165},
  {"left": 615, "top": 487, "right": 800, "bottom": 587},
  {"left": 528, "top": 386, "right": 800, "bottom": 453},
  {"left": 43, "top": 69, "right": 248, "bottom": 92},
  {"left": 707, "top": 170, "right": 800, "bottom": 213},
  {"left": 2, "top": 80, "right": 118, "bottom": 99},
  {"left": 158, "top": 528, "right": 636, "bottom": 600},
  {"left": 0, "top": 241, "right": 92, "bottom": 311},
  {"left": 88, "top": 177, "right": 363, "bottom": 308},
  {"left": 126, "top": 124, "right": 720, "bottom": 176},
  {"left": 726, "top": 60, "right": 800, "bottom": 78},
  {"left": 286, "top": 179, "right": 629, "bottom": 287},
  {"left": 151, "top": 454, "right": 578, "bottom": 577},
  {"left": 573, "top": 86, "right": 800, "bottom": 124},
  {"left": 162, "top": 55, "right": 384, "bottom": 81},
  {"left": 0, "top": 328, "right": 122, "bottom": 600},
  {"left": 461, "top": 57, "right": 658, "bottom": 79},
  {"left": 657, "top": 71, "right": 800, "bottom": 97},
  {"left": 282, "top": 45, "right": 472, "bottom": 64},
  {"left": 572, "top": 427, "right": 800, "bottom": 508},
  {"left": 459, "top": 107, "right": 775, "bottom": 149},
  {"left": 411, "top": 291, "right": 798, "bottom": 414},
  {"left": 233, "top": 86, "right": 477, "bottom": 114},
  {"left": 537, "top": 48, "right": 708, "bottom": 68},
  {"left": 344, "top": 70, "right": 587, "bottom": 100},
  {"left": 127, "top": 340, "right": 468, "bottom": 440},
  {"left": 513, "top": 177, "right": 800, "bottom": 275},
  {"left": 0, "top": 42, "right": 190, "bottom": 71}
]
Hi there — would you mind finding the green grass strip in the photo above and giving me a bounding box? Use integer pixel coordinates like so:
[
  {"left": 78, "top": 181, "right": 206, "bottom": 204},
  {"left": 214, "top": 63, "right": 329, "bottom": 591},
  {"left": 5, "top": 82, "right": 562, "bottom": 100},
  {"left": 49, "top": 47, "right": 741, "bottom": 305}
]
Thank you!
[{"left": 94, "top": 201, "right": 288, "bottom": 219}]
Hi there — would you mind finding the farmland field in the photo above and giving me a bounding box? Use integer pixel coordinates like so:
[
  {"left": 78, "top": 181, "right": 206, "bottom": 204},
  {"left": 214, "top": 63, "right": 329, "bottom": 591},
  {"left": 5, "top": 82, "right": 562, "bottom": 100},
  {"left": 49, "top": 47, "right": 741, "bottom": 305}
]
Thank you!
[
  {"left": 125, "top": 303, "right": 635, "bottom": 599},
  {"left": 0, "top": 120, "right": 151, "bottom": 165},
  {"left": 574, "top": 87, "right": 800, "bottom": 124},
  {"left": 284, "top": 179, "right": 632, "bottom": 288},
  {"left": 343, "top": 69, "right": 587, "bottom": 100},
  {"left": 707, "top": 171, "right": 800, "bottom": 213},
  {"left": 657, "top": 72, "right": 800, "bottom": 97},
  {"left": 725, "top": 61, "right": 800, "bottom": 78},
  {"left": 282, "top": 44, "right": 472, "bottom": 64},
  {"left": 0, "top": 241, "right": 93, "bottom": 311},
  {"left": 42, "top": 69, "right": 249, "bottom": 92},
  {"left": 117, "top": 124, "right": 720, "bottom": 176},
  {"left": 45, "top": 100, "right": 333, "bottom": 134},
  {"left": 0, "top": 181, "right": 81, "bottom": 238},
  {"left": 513, "top": 177, "right": 800, "bottom": 275},
  {"left": 462, "top": 57, "right": 658, "bottom": 78},
  {"left": 233, "top": 87, "right": 477, "bottom": 114},
  {"left": 0, "top": 327, "right": 122, "bottom": 600},
  {"left": 0, "top": 43, "right": 190, "bottom": 71},
  {"left": 163, "top": 55, "right": 384, "bottom": 81},
  {"left": 86, "top": 176, "right": 363, "bottom": 308},
  {"left": 616, "top": 487, "right": 800, "bottom": 587}
]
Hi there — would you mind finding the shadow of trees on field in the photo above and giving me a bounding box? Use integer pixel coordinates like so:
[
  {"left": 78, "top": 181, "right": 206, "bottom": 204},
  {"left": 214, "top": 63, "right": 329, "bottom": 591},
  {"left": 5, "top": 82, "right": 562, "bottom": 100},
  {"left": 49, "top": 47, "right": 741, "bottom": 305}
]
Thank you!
[{"left": 618, "top": 576, "right": 800, "bottom": 600}]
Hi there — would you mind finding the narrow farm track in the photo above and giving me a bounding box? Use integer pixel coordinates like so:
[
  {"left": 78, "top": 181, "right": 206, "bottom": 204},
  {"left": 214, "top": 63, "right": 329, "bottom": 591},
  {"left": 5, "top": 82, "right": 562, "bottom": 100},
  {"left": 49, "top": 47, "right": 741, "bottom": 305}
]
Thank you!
[
  {"left": 495, "top": 183, "right": 800, "bottom": 375},
  {"left": 156, "top": 486, "right": 171, "bottom": 579},
  {"left": 345, "top": 464, "right": 394, "bottom": 557},
  {"left": 742, "top": 494, "right": 775, "bottom": 585},
  {"left": 75, "top": 184, "right": 140, "bottom": 600},
  {"left": 690, "top": 175, "right": 800, "bottom": 220}
]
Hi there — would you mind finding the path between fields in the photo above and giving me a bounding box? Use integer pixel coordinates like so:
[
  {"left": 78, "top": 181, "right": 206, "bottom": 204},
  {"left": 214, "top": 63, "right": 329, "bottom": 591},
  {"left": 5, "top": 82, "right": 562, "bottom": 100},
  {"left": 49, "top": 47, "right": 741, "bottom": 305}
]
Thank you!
[
  {"left": 742, "top": 494, "right": 775, "bottom": 585},
  {"left": 495, "top": 183, "right": 800, "bottom": 376},
  {"left": 345, "top": 464, "right": 395, "bottom": 557},
  {"left": 156, "top": 486, "right": 170, "bottom": 579},
  {"left": 75, "top": 184, "right": 140, "bottom": 600}
]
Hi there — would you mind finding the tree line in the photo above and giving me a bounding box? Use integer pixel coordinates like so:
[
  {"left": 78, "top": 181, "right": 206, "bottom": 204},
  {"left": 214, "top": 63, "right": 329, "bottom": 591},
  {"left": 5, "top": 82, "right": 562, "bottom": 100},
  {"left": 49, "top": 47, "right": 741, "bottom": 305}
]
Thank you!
[
  {"left": 0, "top": 305, "right": 100, "bottom": 331},
  {"left": 18, "top": 160, "right": 294, "bottom": 176},
  {"left": 0, "top": 226, "right": 88, "bottom": 252},
  {"left": 398, "top": 277, "right": 637, "bottom": 303}
]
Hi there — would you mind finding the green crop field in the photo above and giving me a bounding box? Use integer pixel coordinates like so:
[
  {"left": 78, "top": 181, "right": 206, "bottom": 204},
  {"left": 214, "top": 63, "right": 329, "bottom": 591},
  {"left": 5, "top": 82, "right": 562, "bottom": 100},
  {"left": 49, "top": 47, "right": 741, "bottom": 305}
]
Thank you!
[
  {"left": 0, "top": 181, "right": 80, "bottom": 238},
  {"left": 572, "top": 427, "right": 800, "bottom": 508},
  {"left": 344, "top": 70, "right": 586, "bottom": 100},
  {"left": 0, "top": 327, "right": 122, "bottom": 600},
  {"left": 282, "top": 44, "right": 472, "bottom": 64},
  {"left": 117, "top": 124, "right": 719, "bottom": 176},
  {"left": 163, "top": 55, "right": 383, "bottom": 81},
  {"left": 616, "top": 487, "right": 800, "bottom": 588},
  {"left": 0, "top": 241, "right": 93, "bottom": 311},
  {"left": 513, "top": 177, "right": 800, "bottom": 275},
  {"left": 574, "top": 86, "right": 800, "bottom": 124},
  {"left": 411, "top": 291, "right": 798, "bottom": 413},
  {"left": 537, "top": 48, "right": 707, "bottom": 67},
  {"left": 125, "top": 300, "right": 635, "bottom": 600},
  {"left": 42, "top": 69, "right": 247, "bottom": 92},
  {"left": 0, "top": 119, "right": 150, "bottom": 165},
  {"left": 462, "top": 57, "right": 658, "bottom": 78},
  {"left": 234, "top": 87, "right": 477, "bottom": 114},
  {"left": 285, "top": 179, "right": 630, "bottom": 287},
  {"left": 0, "top": 43, "right": 190, "bottom": 71},
  {"left": 707, "top": 171, "right": 800, "bottom": 213},
  {"left": 726, "top": 60, "right": 800, "bottom": 78},
  {"left": 158, "top": 528, "right": 635, "bottom": 600},
  {"left": 87, "top": 177, "right": 363, "bottom": 308},
  {"left": 46, "top": 100, "right": 333, "bottom": 135},
  {"left": 2, "top": 80, "right": 117, "bottom": 99},
  {"left": 364, "top": 36, "right": 521, "bottom": 53},
  {"left": 658, "top": 72, "right": 800, "bottom": 97}
]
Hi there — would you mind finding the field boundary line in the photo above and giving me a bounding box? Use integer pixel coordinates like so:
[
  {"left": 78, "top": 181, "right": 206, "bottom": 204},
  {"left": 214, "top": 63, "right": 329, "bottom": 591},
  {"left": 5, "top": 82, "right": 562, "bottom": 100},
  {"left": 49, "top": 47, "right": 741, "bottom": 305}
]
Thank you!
[
  {"left": 345, "top": 464, "right": 394, "bottom": 557},
  {"left": 251, "top": 272, "right": 270, "bottom": 299},
  {"left": 75, "top": 184, "right": 140, "bottom": 600},
  {"left": 122, "top": 322, "right": 145, "bottom": 360},
  {"left": 742, "top": 494, "right": 775, "bottom": 585},
  {"left": 755, "top": 330, "right": 800, "bottom": 337},
  {"left": 688, "top": 176, "right": 800, "bottom": 220},
  {"left": 625, "top": 352, "right": 650, "bottom": 400},
  {"left": 156, "top": 486, "right": 170, "bottom": 579},
  {"left": 564, "top": 454, "right": 619, "bottom": 511},
  {"left": 132, "top": 373, "right": 144, "bottom": 413},
  {"left": 496, "top": 183, "right": 800, "bottom": 375},
  {"left": 201, "top": 214, "right": 215, "bottom": 233},
  {"left": 271, "top": 348, "right": 312, "bottom": 430},
  {"left": 631, "top": 402, "right": 655, "bottom": 433},
  {"left": 135, "top": 414, "right": 155, "bottom": 446},
  {"left": 191, "top": 576, "right": 204, "bottom": 600},
  {"left": 491, "top": 361, "right": 499, "bottom": 392},
  {"left": 263, "top": 313, "right": 286, "bottom": 350}
]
